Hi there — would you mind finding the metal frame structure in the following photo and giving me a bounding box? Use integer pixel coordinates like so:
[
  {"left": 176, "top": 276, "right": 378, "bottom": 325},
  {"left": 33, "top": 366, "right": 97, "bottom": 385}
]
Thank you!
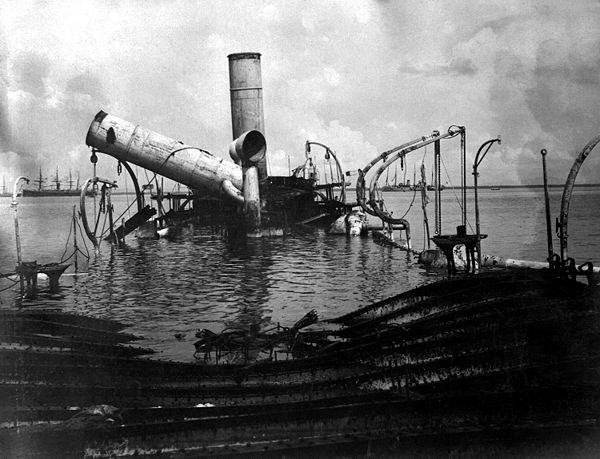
[
  {"left": 359, "top": 126, "right": 465, "bottom": 228},
  {"left": 305, "top": 140, "right": 346, "bottom": 204},
  {"left": 472, "top": 136, "right": 501, "bottom": 267}
]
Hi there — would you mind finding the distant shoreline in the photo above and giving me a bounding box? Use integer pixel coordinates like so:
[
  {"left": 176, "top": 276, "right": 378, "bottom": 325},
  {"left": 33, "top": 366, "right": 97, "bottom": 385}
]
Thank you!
[
  {"left": 345, "top": 184, "right": 600, "bottom": 191},
  {"left": 454, "top": 184, "right": 600, "bottom": 189},
  {"left": 4, "top": 183, "right": 597, "bottom": 198},
  {"left": 472, "top": 184, "right": 600, "bottom": 189}
]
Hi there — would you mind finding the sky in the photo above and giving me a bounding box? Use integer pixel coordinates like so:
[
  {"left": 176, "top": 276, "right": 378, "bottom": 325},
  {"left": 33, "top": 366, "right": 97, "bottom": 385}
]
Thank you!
[{"left": 1, "top": 0, "right": 599, "bottom": 189}]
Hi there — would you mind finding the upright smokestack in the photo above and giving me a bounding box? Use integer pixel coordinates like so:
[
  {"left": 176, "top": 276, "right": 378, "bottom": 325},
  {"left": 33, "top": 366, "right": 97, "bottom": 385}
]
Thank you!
[{"left": 228, "top": 53, "right": 267, "bottom": 179}]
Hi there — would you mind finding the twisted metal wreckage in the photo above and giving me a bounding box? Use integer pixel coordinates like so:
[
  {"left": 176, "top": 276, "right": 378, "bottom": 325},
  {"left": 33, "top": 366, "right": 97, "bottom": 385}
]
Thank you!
[
  {"left": 1, "top": 264, "right": 599, "bottom": 456},
  {"left": 2, "top": 53, "right": 600, "bottom": 457}
]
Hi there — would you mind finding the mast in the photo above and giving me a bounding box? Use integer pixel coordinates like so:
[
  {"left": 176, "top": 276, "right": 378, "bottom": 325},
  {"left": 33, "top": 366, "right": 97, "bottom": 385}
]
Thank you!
[
  {"left": 54, "top": 167, "right": 60, "bottom": 190},
  {"left": 34, "top": 167, "right": 44, "bottom": 191}
]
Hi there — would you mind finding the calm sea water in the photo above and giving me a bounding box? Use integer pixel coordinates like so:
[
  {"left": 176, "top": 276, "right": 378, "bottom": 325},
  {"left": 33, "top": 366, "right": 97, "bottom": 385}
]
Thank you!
[{"left": 1, "top": 187, "right": 599, "bottom": 361}]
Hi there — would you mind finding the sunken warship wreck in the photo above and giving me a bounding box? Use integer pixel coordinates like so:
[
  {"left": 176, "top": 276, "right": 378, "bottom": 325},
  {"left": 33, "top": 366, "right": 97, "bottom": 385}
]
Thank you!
[
  {"left": 1, "top": 53, "right": 600, "bottom": 458},
  {"left": 82, "top": 53, "right": 354, "bottom": 244}
]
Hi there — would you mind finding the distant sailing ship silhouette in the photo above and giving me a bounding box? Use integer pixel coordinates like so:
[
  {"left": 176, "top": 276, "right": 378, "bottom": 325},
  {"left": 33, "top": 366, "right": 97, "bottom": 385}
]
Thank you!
[{"left": 22, "top": 167, "right": 86, "bottom": 197}]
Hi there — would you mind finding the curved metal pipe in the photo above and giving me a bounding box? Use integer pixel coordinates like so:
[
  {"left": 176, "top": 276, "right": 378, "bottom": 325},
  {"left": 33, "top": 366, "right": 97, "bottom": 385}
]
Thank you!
[
  {"left": 221, "top": 179, "right": 244, "bottom": 203},
  {"left": 117, "top": 159, "right": 144, "bottom": 213},
  {"left": 559, "top": 133, "right": 600, "bottom": 262},
  {"left": 368, "top": 154, "right": 408, "bottom": 223},
  {"left": 367, "top": 127, "right": 463, "bottom": 224},
  {"left": 540, "top": 149, "right": 553, "bottom": 265},
  {"left": 12, "top": 176, "right": 30, "bottom": 202},
  {"left": 473, "top": 137, "right": 501, "bottom": 267},
  {"left": 306, "top": 141, "right": 346, "bottom": 203},
  {"left": 356, "top": 136, "right": 425, "bottom": 216},
  {"left": 80, "top": 177, "right": 118, "bottom": 249}
]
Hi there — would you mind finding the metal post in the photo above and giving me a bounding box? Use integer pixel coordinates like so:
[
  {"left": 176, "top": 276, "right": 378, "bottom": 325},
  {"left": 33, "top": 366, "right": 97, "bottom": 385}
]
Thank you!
[
  {"left": 11, "top": 177, "right": 29, "bottom": 294},
  {"left": 72, "top": 205, "right": 78, "bottom": 273},
  {"left": 420, "top": 164, "right": 431, "bottom": 249},
  {"left": 243, "top": 167, "right": 261, "bottom": 237},
  {"left": 461, "top": 130, "right": 467, "bottom": 227},
  {"left": 473, "top": 162, "right": 481, "bottom": 269},
  {"left": 540, "top": 149, "right": 554, "bottom": 266},
  {"left": 434, "top": 135, "right": 441, "bottom": 235}
]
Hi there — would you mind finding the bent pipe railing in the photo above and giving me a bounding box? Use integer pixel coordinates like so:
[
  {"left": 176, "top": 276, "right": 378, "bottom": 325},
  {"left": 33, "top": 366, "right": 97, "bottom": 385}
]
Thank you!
[
  {"left": 356, "top": 136, "right": 426, "bottom": 217},
  {"left": 540, "top": 149, "right": 553, "bottom": 266},
  {"left": 473, "top": 137, "right": 501, "bottom": 267},
  {"left": 366, "top": 126, "right": 464, "bottom": 225},
  {"left": 306, "top": 141, "right": 346, "bottom": 204},
  {"left": 558, "top": 133, "right": 600, "bottom": 264},
  {"left": 80, "top": 177, "right": 118, "bottom": 249},
  {"left": 115, "top": 157, "right": 144, "bottom": 213}
]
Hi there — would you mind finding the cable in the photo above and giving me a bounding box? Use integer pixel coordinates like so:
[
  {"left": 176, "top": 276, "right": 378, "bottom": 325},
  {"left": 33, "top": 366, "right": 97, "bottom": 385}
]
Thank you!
[
  {"left": 60, "top": 217, "right": 75, "bottom": 263},
  {"left": 113, "top": 195, "right": 138, "bottom": 227},
  {"left": 397, "top": 186, "right": 419, "bottom": 220},
  {"left": 0, "top": 279, "right": 19, "bottom": 293},
  {"left": 124, "top": 168, "right": 131, "bottom": 219},
  {"left": 75, "top": 214, "right": 91, "bottom": 259},
  {"left": 440, "top": 154, "right": 474, "bottom": 233},
  {"left": 97, "top": 209, "right": 109, "bottom": 248}
]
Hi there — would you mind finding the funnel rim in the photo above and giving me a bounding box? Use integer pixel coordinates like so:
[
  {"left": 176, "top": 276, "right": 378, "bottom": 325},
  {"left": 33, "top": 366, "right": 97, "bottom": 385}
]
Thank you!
[{"left": 227, "top": 52, "right": 262, "bottom": 60}]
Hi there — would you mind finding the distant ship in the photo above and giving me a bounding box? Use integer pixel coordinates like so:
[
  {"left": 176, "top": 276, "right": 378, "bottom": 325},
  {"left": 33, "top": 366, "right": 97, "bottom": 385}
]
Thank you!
[
  {"left": 0, "top": 177, "right": 12, "bottom": 197},
  {"left": 22, "top": 167, "right": 88, "bottom": 197},
  {"left": 380, "top": 164, "right": 411, "bottom": 192},
  {"left": 426, "top": 184, "right": 446, "bottom": 191},
  {"left": 426, "top": 168, "right": 446, "bottom": 191}
]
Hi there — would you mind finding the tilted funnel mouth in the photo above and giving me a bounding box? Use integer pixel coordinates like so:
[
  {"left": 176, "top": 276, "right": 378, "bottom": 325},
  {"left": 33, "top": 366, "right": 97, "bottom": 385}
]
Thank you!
[{"left": 229, "top": 130, "right": 266, "bottom": 165}]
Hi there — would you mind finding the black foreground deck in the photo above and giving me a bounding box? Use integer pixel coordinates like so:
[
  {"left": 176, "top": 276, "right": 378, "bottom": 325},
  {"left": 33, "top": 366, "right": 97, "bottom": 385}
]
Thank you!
[{"left": 1, "top": 269, "right": 600, "bottom": 458}]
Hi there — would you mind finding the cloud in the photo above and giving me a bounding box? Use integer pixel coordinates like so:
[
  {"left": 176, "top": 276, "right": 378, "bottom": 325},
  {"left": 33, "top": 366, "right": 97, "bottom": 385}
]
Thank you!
[
  {"left": 0, "top": 18, "right": 10, "bottom": 151},
  {"left": 0, "top": 0, "right": 599, "bottom": 189},
  {"left": 398, "top": 56, "right": 477, "bottom": 76},
  {"left": 11, "top": 51, "right": 49, "bottom": 97}
]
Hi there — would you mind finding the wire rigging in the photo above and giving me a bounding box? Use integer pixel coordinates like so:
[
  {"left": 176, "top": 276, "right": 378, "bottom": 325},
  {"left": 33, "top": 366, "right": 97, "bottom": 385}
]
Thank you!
[{"left": 440, "top": 154, "right": 474, "bottom": 233}]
